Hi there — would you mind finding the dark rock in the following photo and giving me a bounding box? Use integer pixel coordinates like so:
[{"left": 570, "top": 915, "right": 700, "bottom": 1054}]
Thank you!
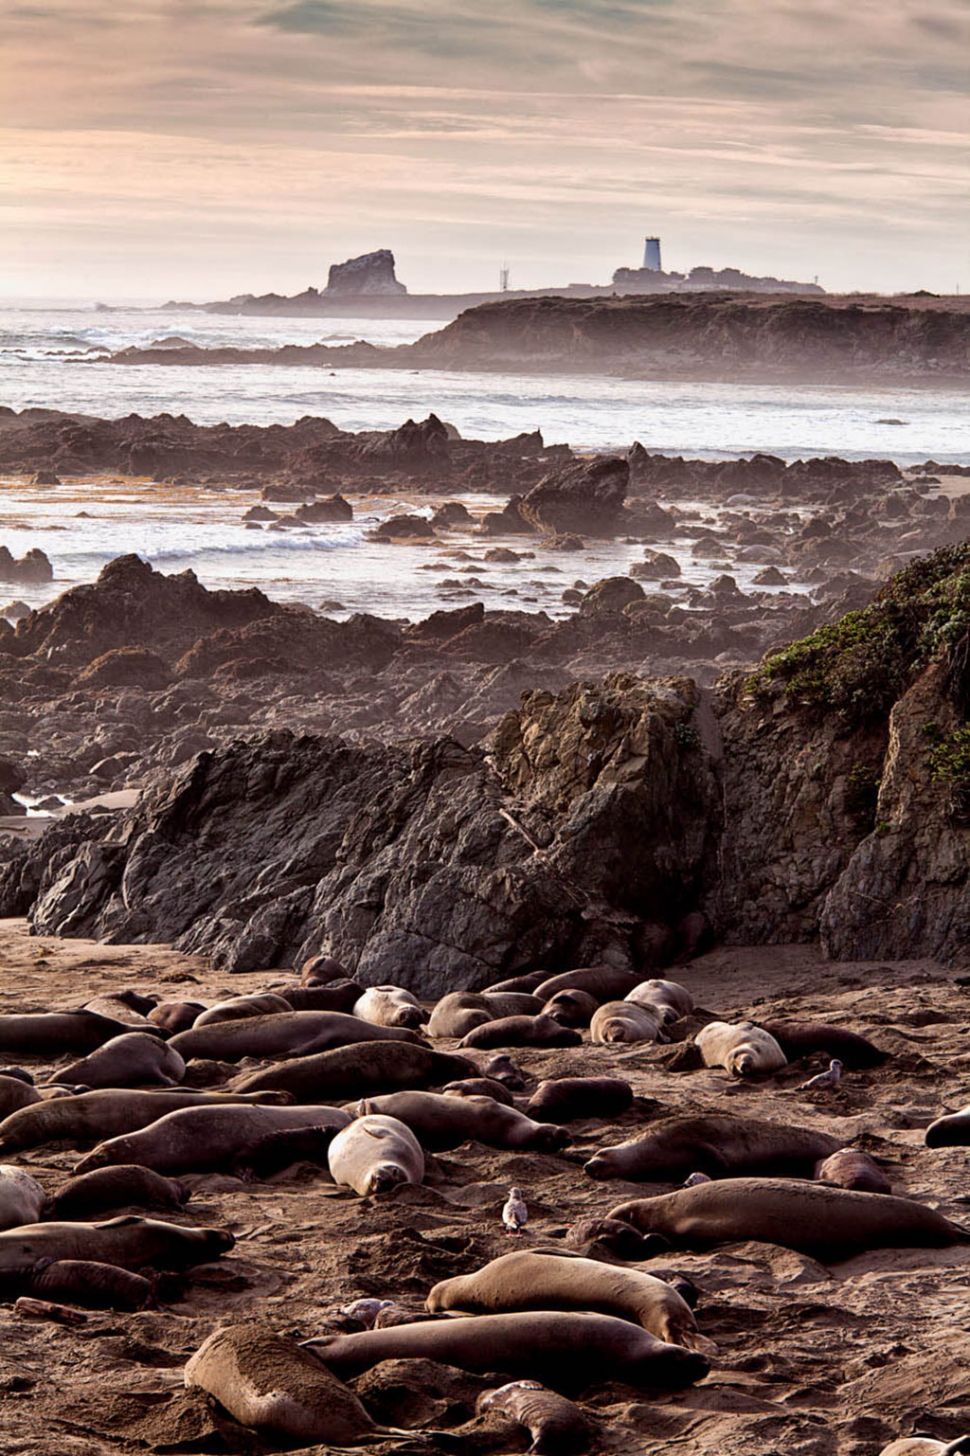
[
  {"left": 369, "top": 515, "right": 435, "bottom": 541},
  {"left": 578, "top": 578, "right": 644, "bottom": 616},
  {"left": 520, "top": 456, "right": 628, "bottom": 536},
  {"left": 325, "top": 249, "right": 406, "bottom": 296},
  {"left": 430, "top": 502, "right": 472, "bottom": 529},
  {"left": 0, "top": 547, "right": 53, "bottom": 585},
  {"left": 76, "top": 648, "right": 173, "bottom": 690},
  {"left": 32, "top": 469, "right": 61, "bottom": 486},
  {"left": 295, "top": 496, "right": 353, "bottom": 524}
]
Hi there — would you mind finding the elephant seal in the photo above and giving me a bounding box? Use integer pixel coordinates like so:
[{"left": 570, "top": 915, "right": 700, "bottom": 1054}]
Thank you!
[
  {"left": 353, "top": 986, "right": 427, "bottom": 1030},
  {"left": 428, "top": 992, "right": 543, "bottom": 1039},
  {"left": 534, "top": 968, "right": 642, "bottom": 1005},
  {"left": 0, "top": 1215, "right": 233, "bottom": 1272},
  {"left": 459, "top": 1015, "right": 582, "bottom": 1051},
  {"left": 59, "top": 1034, "right": 186, "bottom": 1089},
  {"left": 815, "top": 1149, "right": 891, "bottom": 1194},
  {"left": 282, "top": 981, "right": 363, "bottom": 1013},
  {"left": 358, "top": 1091, "right": 569, "bottom": 1153},
  {"left": 0, "top": 1074, "right": 40, "bottom": 1117},
  {"left": 0, "top": 1166, "right": 46, "bottom": 1230},
  {"left": 926, "top": 1107, "right": 970, "bottom": 1147},
  {"left": 327, "top": 1114, "right": 425, "bottom": 1195},
  {"left": 624, "top": 979, "right": 694, "bottom": 1025},
  {"left": 761, "top": 1018, "right": 887, "bottom": 1069},
  {"left": 0, "top": 1011, "right": 136, "bottom": 1056},
  {"left": 879, "top": 1440, "right": 970, "bottom": 1455},
  {"left": 590, "top": 1001, "right": 664, "bottom": 1046},
  {"left": 444, "top": 1078, "right": 515, "bottom": 1107},
  {"left": 303, "top": 1311, "right": 709, "bottom": 1391},
  {"left": 584, "top": 1115, "right": 840, "bottom": 1182},
  {"left": 608, "top": 1178, "right": 969, "bottom": 1260},
  {"left": 170, "top": 1011, "right": 420, "bottom": 1063},
  {"left": 565, "top": 1217, "right": 671, "bottom": 1261},
  {"left": 696, "top": 1021, "right": 787, "bottom": 1076},
  {"left": 0, "top": 1088, "right": 290, "bottom": 1153},
  {"left": 232, "top": 1126, "right": 341, "bottom": 1180},
  {"left": 477, "top": 1380, "right": 591, "bottom": 1454},
  {"left": 194, "top": 994, "right": 293, "bottom": 1027},
  {"left": 231, "top": 1041, "right": 470, "bottom": 1101},
  {"left": 74, "top": 1103, "right": 352, "bottom": 1175},
  {"left": 28, "top": 1259, "right": 155, "bottom": 1311},
  {"left": 427, "top": 1251, "right": 710, "bottom": 1350},
  {"left": 484, "top": 971, "right": 550, "bottom": 996},
  {"left": 543, "top": 990, "right": 598, "bottom": 1028},
  {"left": 148, "top": 1002, "right": 206, "bottom": 1034},
  {"left": 186, "top": 1321, "right": 380, "bottom": 1445},
  {"left": 301, "top": 954, "right": 350, "bottom": 987},
  {"left": 527, "top": 1077, "right": 633, "bottom": 1124},
  {"left": 45, "top": 1166, "right": 189, "bottom": 1221}
]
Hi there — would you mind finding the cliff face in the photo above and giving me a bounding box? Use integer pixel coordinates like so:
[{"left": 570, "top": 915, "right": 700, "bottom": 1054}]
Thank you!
[{"left": 325, "top": 249, "right": 407, "bottom": 296}]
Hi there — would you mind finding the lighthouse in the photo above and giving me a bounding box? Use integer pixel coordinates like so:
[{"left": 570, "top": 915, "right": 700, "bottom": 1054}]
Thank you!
[{"left": 642, "top": 237, "right": 662, "bottom": 271}]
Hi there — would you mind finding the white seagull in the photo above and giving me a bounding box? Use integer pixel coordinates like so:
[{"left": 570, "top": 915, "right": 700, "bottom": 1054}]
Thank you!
[
  {"left": 798, "top": 1058, "right": 843, "bottom": 1092},
  {"left": 502, "top": 1186, "right": 528, "bottom": 1236}
]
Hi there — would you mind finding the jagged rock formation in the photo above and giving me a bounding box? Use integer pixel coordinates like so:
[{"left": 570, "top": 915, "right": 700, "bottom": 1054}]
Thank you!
[
  {"left": 519, "top": 456, "right": 629, "bottom": 536},
  {"left": 0, "top": 547, "right": 52, "bottom": 584},
  {"left": 325, "top": 250, "right": 407, "bottom": 296}
]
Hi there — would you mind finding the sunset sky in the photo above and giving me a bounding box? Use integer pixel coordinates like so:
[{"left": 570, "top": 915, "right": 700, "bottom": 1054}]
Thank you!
[{"left": 2, "top": 0, "right": 968, "bottom": 300}]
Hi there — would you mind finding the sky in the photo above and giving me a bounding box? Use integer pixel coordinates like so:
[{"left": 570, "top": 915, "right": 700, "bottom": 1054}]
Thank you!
[{"left": 1, "top": 0, "right": 968, "bottom": 300}]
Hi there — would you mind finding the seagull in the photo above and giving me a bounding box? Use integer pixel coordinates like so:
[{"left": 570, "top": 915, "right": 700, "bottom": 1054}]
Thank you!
[
  {"left": 798, "top": 1058, "right": 843, "bottom": 1092},
  {"left": 503, "top": 1186, "right": 528, "bottom": 1236},
  {"left": 683, "top": 1171, "right": 713, "bottom": 1187},
  {"left": 341, "top": 1298, "right": 393, "bottom": 1328}
]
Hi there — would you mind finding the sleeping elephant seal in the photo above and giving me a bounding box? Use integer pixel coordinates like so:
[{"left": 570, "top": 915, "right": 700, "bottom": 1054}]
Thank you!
[
  {"left": 59, "top": 1034, "right": 186, "bottom": 1089},
  {"left": 696, "top": 1021, "right": 787, "bottom": 1077},
  {"left": 231, "top": 1041, "right": 471, "bottom": 1102},
  {"left": 761, "top": 1018, "right": 886, "bottom": 1069},
  {"left": 148, "top": 1002, "right": 205, "bottom": 1035},
  {"left": 484, "top": 971, "right": 551, "bottom": 995},
  {"left": 169, "top": 1011, "right": 421, "bottom": 1063},
  {"left": 193, "top": 994, "right": 292, "bottom": 1027},
  {"left": 300, "top": 955, "right": 350, "bottom": 987},
  {"left": 527, "top": 1078, "right": 633, "bottom": 1125},
  {"left": 29, "top": 1259, "right": 155, "bottom": 1311},
  {"left": 0, "top": 1215, "right": 233, "bottom": 1272},
  {"left": 0, "top": 1088, "right": 291, "bottom": 1153},
  {"left": 624, "top": 979, "right": 694, "bottom": 1025},
  {"left": 327, "top": 1114, "right": 424, "bottom": 1195},
  {"left": 926, "top": 1107, "right": 970, "bottom": 1147},
  {"left": 45, "top": 1166, "right": 189, "bottom": 1221},
  {"left": 353, "top": 987, "right": 427, "bottom": 1030},
  {"left": 477, "top": 1380, "right": 591, "bottom": 1455},
  {"left": 0, "top": 1075, "right": 40, "bottom": 1118},
  {"left": 303, "top": 1311, "right": 709, "bottom": 1392},
  {"left": 0, "top": 1166, "right": 46, "bottom": 1230},
  {"left": 565, "top": 1217, "right": 671, "bottom": 1262},
  {"left": 0, "top": 1011, "right": 136, "bottom": 1056},
  {"left": 444, "top": 1077, "right": 516, "bottom": 1107},
  {"left": 73, "top": 1103, "right": 352, "bottom": 1176},
  {"left": 879, "top": 1441, "right": 970, "bottom": 1455},
  {"left": 543, "top": 990, "right": 598, "bottom": 1029},
  {"left": 428, "top": 992, "right": 543, "bottom": 1039},
  {"left": 608, "top": 1178, "right": 969, "bottom": 1261},
  {"left": 584, "top": 1115, "right": 840, "bottom": 1182},
  {"left": 534, "top": 968, "right": 642, "bottom": 1006},
  {"left": 590, "top": 1001, "right": 664, "bottom": 1046},
  {"left": 459, "top": 1015, "right": 581, "bottom": 1051},
  {"left": 358, "top": 1091, "right": 569, "bottom": 1153},
  {"left": 427, "top": 1251, "right": 710, "bottom": 1350},
  {"left": 186, "top": 1322, "right": 380, "bottom": 1446},
  {"left": 282, "top": 981, "right": 363, "bottom": 1013},
  {"left": 815, "top": 1149, "right": 892, "bottom": 1194}
]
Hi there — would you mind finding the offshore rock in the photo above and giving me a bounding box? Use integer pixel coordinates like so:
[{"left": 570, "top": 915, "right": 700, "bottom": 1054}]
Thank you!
[
  {"left": 325, "top": 249, "right": 407, "bottom": 296},
  {"left": 520, "top": 456, "right": 629, "bottom": 537}
]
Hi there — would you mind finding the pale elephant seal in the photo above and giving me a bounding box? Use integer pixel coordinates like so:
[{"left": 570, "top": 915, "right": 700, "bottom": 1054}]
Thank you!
[
  {"left": 327, "top": 1114, "right": 425, "bottom": 1195},
  {"left": 148, "top": 1001, "right": 206, "bottom": 1034},
  {"left": 0, "top": 1011, "right": 136, "bottom": 1056},
  {"left": 29, "top": 1259, "right": 155, "bottom": 1311},
  {"left": 428, "top": 992, "right": 543, "bottom": 1039},
  {"left": 0, "top": 1088, "right": 290, "bottom": 1153},
  {"left": 761, "top": 1018, "right": 886, "bottom": 1069},
  {"left": 608, "top": 1178, "right": 969, "bottom": 1260},
  {"left": 352, "top": 986, "right": 427, "bottom": 1030},
  {"left": 477, "top": 1380, "right": 591, "bottom": 1454},
  {"left": 194, "top": 994, "right": 293, "bottom": 1028},
  {"left": 926, "top": 1107, "right": 970, "bottom": 1147},
  {"left": 534, "top": 968, "right": 642, "bottom": 1005},
  {"left": 879, "top": 1440, "right": 970, "bottom": 1455},
  {"left": 358, "top": 1091, "right": 569, "bottom": 1153},
  {"left": 45, "top": 1166, "right": 189, "bottom": 1220},
  {"left": 231, "top": 1041, "right": 470, "bottom": 1101},
  {"left": 170, "top": 1011, "right": 420, "bottom": 1063},
  {"left": 444, "top": 1077, "right": 515, "bottom": 1106},
  {"left": 590, "top": 1001, "right": 664, "bottom": 1046},
  {"left": 74, "top": 1103, "right": 352, "bottom": 1175},
  {"left": 303, "top": 1310, "right": 709, "bottom": 1391},
  {"left": 281, "top": 981, "right": 363, "bottom": 1013},
  {"left": 186, "top": 1321, "right": 379, "bottom": 1445},
  {"left": 301, "top": 954, "right": 350, "bottom": 987},
  {"left": 584, "top": 1114, "right": 840, "bottom": 1182},
  {"left": 459, "top": 1015, "right": 582, "bottom": 1051},
  {"left": 527, "top": 1078, "right": 633, "bottom": 1124},
  {"left": 0, "top": 1165, "right": 46, "bottom": 1230},
  {"left": 624, "top": 979, "right": 694, "bottom": 1025},
  {"left": 0, "top": 1215, "right": 232, "bottom": 1272},
  {"left": 543, "top": 990, "right": 598, "bottom": 1028},
  {"left": 695, "top": 1021, "right": 787, "bottom": 1076},
  {"left": 815, "top": 1149, "right": 892, "bottom": 1193},
  {"left": 426, "top": 1250, "right": 710, "bottom": 1351},
  {"left": 0, "top": 1074, "right": 40, "bottom": 1117},
  {"left": 59, "top": 1034, "right": 186, "bottom": 1089}
]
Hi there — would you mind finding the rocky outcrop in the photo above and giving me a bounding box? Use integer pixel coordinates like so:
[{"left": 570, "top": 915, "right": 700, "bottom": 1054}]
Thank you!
[
  {"left": 325, "top": 250, "right": 407, "bottom": 296},
  {"left": 519, "top": 457, "right": 628, "bottom": 537},
  {"left": 0, "top": 547, "right": 52, "bottom": 584}
]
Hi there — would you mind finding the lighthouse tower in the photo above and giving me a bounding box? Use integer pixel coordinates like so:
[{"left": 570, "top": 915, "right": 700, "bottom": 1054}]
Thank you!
[{"left": 642, "top": 238, "right": 662, "bottom": 271}]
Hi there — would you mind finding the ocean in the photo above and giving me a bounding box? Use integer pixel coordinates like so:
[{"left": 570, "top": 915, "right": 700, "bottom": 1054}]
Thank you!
[{"left": 1, "top": 300, "right": 968, "bottom": 621}]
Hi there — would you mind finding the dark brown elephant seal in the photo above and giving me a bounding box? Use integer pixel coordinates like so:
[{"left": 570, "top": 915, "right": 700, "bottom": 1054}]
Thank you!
[
  {"left": 477, "top": 1380, "right": 591, "bottom": 1454},
  {"left": 426, "top": 1251, "right": 710, "bottom": 1350},
  {"left": 528, "top": 1078, "right": 633, "bottom": 1124},
  {"left": 444, "top": 1078, "right": 515, "bottom": 1107},
  {"left": 534, "top": 968, "right": 642, "bottom": 1005},
  {"left": 303, "top": 1311, "right": 709, "bottom": 1391},
  {"left": 194, "top": 994, "right": 292, "bottom": 1027},
  {"left": 428, "top": 992, "right": 544, "bottom": 1039},
  {"left": 29, "top": 1259, "right": 155, "bottom": 1311},
  {"left": 543, "top": 990, "right": 598, "bottom": 1028},
  {"left": 762, "top": 1018, "right": 887, "bottom": 1069},
  {"left": 484, "top": 971, "right": 549, "bottom": 996},
  {"left": 186, "top": 1321, "right": 380, "bottom": 1445},
  {"left": 926, "top": 1107, "right": 970, "bottom": 1147},
  {"left": 74, "top": 1103, "right": 352, "bottom": 1175},
  {"left": 565, "top": 1217, "right": 672, "bottom": 1261},
  {"left": 148, "top": 1002, "right": 206, "bottom": 1035},
  {"left": 0, "top": 1012, "right": 136, "bottom": 1056},
  {"left": 170, "top": 1011, "right": 421, "bottom": 1063},
  {"left": 0, "top": 1088, "right": 290, "bottom": 1153},
  {"left": 608, "top": 1178, "right": 969, "bottom": 1260},
  {"left": 459, "top": 1015, "right": 581, "bottom": 1051},
  {"left": 231, "top": 1042, "right": 470, "bottom": 1101},
  {"left": 0, "top": 1074, "right": 40, "bottom": 1117},
  {"left": 815, "top": 1149, "right": 892, "bottom": 1194},
  {"left": 60, "top": 1034, "right": 186, "bottom": 1089},
  {"left": 232, "top": 1126, "right": 341, "bottom": 1180},
  {"left": 358, "top": 1091, "right": 569, "bottom": 1153},
  {"left": 0, "top": 1215, "right": 233, "bottom": 1272},
  {"left": 45, "top": 1166, "right": 189, "bottom": 1221},
  {"left": 301, "top": 954, "right": 350, "bottom": 987},
  {"left": 280, "top": 981, "right": 362, "bottom": 1013},
  {"left": 584, "top": 1115, "right": 840, "bottom": 1182}
]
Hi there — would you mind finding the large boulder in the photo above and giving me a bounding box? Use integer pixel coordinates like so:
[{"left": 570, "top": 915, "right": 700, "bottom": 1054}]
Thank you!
[
  {"left": 325, "top": 249, "right": 407, "bottom": 296},
  {"left": 520, "top": 456, "right": 628, "bottom": 536}
]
